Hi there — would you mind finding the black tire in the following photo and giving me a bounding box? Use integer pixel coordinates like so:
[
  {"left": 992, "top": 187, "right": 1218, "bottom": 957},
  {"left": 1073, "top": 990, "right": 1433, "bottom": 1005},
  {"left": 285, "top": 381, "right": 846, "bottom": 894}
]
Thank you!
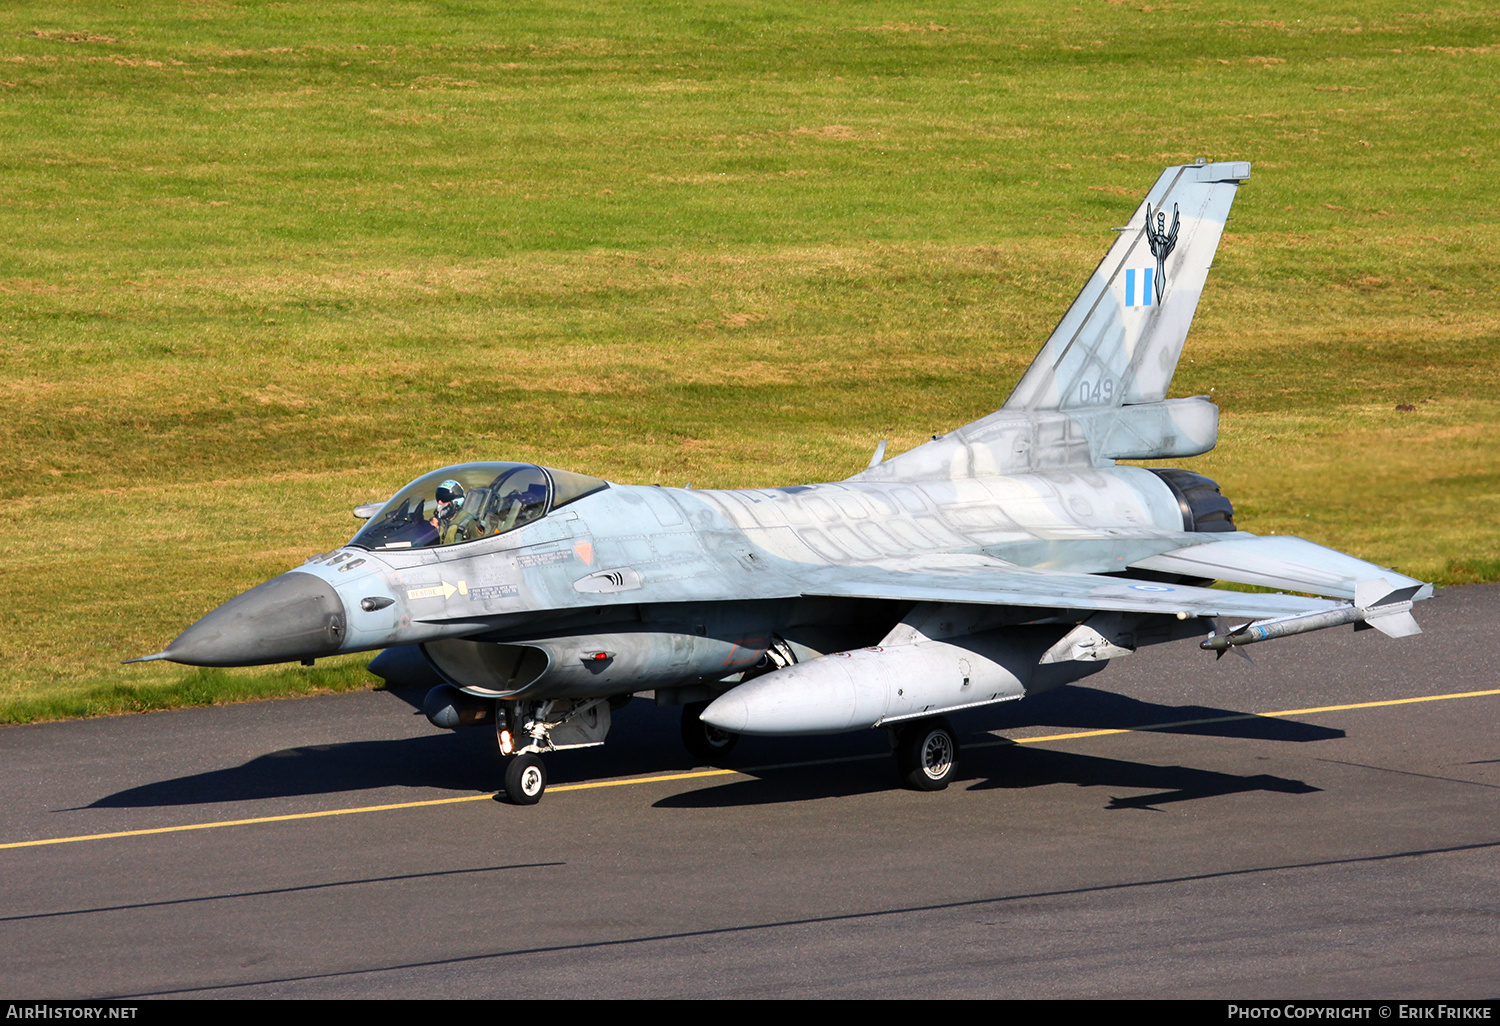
[
  {"left": 503, "top": 753, "right": 547, "bottom": 805},
  {"left": 895, "top": 718, "right": 958, "bottom": 791},
  {"left": 681, "top": 700, "right": 739, "bottom": 764}
]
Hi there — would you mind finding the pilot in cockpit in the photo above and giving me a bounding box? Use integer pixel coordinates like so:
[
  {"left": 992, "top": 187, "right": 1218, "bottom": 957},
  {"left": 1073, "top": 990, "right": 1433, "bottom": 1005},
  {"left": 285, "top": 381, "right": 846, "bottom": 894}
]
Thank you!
[{"left": 430, "top": 480, "right": 465, "bottom": 535}]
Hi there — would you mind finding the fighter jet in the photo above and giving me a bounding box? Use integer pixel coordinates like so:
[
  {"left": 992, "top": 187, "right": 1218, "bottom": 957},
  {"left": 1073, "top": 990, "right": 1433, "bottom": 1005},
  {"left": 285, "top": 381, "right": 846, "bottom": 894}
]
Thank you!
[{"left": 132, "top": 161, "right": 1430, "bottom": 804}]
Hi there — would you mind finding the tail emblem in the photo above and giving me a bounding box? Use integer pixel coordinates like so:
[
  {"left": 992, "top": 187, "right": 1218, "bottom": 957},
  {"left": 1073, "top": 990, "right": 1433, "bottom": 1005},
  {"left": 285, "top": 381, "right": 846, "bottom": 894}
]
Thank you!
[{"left": 1144, "top": 202, "right": 1180, "bottom": 305}]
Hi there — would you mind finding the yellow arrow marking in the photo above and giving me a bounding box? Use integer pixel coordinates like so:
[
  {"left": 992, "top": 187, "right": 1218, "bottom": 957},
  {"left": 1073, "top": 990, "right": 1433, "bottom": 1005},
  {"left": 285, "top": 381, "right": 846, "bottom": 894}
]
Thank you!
[{"left": 2, "top": 689, "right": 1495, "bottom": 851}]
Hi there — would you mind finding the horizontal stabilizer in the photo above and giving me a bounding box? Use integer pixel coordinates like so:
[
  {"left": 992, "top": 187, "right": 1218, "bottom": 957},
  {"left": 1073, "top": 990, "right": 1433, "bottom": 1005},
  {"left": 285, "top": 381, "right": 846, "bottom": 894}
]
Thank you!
[{"left": 1130, "top": 535, "right": 1430, "bottom": 602}]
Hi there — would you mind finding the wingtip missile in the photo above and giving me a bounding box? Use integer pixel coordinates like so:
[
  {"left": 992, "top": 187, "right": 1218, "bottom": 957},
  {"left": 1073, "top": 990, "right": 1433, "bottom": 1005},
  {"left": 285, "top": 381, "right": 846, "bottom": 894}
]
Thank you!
[{"left": 1201, "top": 579, "right": 1424, "bottom": 654}]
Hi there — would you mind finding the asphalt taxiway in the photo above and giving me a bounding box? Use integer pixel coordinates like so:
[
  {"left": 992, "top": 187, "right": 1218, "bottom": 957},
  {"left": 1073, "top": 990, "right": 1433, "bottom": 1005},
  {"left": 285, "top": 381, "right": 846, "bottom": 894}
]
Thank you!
[{"left": 1, "top": 586, "right": 1496, "bottom": 998}]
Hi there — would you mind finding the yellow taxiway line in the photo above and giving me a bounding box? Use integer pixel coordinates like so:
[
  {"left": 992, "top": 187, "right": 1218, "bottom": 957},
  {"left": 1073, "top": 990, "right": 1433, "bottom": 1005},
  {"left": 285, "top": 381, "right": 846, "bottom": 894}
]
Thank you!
[
  {"left": 3, "top": 688, "right": 1496, "bottom": 851},
  {"left": 0, "top": 769, "right": 743, "bottom": 851},
  {"left": 1003, "top": 689, "right": 1500, "bottom": 746}
]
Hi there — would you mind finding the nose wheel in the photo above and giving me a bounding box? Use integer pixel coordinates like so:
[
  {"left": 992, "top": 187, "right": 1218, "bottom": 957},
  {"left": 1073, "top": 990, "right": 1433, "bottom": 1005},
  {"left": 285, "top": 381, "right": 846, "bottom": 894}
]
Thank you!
[
  {"left": 503, "top": 753, "right": 548, "bottom": 805},
  {"left": 681, "top": 700, "right": 739, "bottom": 764},
  {"left": 894, "top": 718, "right": 958, "bottom": 791}
]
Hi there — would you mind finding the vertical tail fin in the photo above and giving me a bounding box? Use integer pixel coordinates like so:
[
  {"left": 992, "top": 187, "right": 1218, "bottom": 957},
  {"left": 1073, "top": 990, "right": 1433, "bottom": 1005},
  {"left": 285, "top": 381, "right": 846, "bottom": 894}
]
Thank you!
[{"left": 1003, "top": 161, "right": 1250, "bottom": 412}]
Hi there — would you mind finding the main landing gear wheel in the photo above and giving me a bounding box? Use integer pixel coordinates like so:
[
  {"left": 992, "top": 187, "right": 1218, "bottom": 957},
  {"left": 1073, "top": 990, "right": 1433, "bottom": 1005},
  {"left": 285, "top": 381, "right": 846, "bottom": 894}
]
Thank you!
[
  {"left": 503, "top": 753, "right": 547, "bottom": 805},
  {"left": 681, "top": 701, "right": 739, "bottom": 765},
  {"left": 895, "top": 718, "right": 958, "bottom": 791}
]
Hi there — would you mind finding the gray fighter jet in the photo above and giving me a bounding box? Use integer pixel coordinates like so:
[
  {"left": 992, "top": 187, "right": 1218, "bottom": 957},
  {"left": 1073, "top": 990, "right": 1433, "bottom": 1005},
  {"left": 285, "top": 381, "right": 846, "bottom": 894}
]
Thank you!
[{"left": 133, "top": 161, "right": 1430, "bottom": 804}]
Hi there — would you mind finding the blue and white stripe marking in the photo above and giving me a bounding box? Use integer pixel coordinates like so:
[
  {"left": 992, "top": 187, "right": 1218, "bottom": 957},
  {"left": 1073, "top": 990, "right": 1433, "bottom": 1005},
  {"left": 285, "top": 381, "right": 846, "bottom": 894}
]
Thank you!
[{"left": 1125, "top": 267, "right": 1154, "bottom": 307}]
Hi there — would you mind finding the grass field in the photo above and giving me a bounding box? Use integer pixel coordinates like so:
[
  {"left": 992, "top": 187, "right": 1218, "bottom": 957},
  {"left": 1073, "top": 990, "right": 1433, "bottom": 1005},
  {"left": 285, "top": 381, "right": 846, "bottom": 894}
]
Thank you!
[{"left": 1, "top": 1, "right": 1496, "bottom": 722}]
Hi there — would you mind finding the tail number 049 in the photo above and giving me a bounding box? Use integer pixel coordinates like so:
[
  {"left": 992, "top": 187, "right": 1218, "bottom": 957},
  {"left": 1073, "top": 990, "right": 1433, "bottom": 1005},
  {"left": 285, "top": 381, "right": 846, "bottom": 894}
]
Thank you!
[{"left": 1079, "top": 379, "right": 1115, "bottom": 404}]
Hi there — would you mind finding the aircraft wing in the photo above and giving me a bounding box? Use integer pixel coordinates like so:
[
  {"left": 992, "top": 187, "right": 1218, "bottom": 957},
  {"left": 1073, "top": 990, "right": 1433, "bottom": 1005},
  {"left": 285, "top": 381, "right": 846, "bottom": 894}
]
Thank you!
[
  {"left": 1127, "top": 535, "right": 1430, "bottom": 601},
  {"left": 795, "top": 553, "right": 1343, "bottom": 621}
]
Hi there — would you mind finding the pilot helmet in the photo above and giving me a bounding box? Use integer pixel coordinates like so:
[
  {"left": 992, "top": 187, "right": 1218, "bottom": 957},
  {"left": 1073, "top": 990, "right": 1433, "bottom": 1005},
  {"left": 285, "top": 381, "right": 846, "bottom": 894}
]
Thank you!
[{"left": 435, "top": 480, "right": 465, "bottom": 508}]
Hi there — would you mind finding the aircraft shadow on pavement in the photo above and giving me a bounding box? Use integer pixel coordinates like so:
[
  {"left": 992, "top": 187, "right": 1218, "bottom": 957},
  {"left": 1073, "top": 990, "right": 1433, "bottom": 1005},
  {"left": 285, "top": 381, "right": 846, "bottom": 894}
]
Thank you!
[
  {"left": 87, "top": 689, "right": 1335, "bottom": 810},
  {"left": 984, "top": 686, "right": 1345, "bottom": 742},
  {"left": 86, "top": 698, "right": 695, "bottom": 808},
  {"left": 961, "top": 744, "right": 1321, "bottom": 810},
  {"left": 88, "top": 729, "right": 508, "bottom": 808},
  {"left": 655, "top": 741, "right": 1321, "bottom": 811}
]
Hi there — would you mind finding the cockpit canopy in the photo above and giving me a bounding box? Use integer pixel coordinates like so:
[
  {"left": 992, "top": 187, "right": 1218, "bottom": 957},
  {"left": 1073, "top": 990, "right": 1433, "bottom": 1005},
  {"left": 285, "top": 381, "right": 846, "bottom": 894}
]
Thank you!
[{"left": 349, "top": 462, "right": 609, "bottom": 551}]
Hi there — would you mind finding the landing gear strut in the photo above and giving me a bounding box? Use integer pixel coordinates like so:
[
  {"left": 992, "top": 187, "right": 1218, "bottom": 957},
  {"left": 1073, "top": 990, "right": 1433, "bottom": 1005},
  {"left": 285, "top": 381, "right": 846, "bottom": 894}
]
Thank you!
[{"left": 894, "top": 717, "right": 958, "bottom": 791}]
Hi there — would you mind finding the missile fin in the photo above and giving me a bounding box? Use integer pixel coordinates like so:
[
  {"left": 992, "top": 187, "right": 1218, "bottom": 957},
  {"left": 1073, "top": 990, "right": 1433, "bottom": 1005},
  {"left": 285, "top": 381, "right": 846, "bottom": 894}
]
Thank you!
[
  {"left": 1367, "top": 609, "right": 1422, "bottom": 639},
  {"left": 1354, "top": 578, "right": 1422, "bottom": 610}
]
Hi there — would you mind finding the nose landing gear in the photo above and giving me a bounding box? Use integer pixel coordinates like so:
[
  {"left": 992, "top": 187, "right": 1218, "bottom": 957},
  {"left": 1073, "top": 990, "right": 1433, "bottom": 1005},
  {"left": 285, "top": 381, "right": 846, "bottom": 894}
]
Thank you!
[{"left": 495, "top": 697, "right": 612, "bottom": 805}]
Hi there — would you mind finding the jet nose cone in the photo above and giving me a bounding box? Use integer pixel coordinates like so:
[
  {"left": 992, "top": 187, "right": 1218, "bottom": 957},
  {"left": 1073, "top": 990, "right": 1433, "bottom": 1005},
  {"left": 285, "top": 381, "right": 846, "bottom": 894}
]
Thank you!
[{"left": 159, "top": 572, "right": 348, "bottom": 667}]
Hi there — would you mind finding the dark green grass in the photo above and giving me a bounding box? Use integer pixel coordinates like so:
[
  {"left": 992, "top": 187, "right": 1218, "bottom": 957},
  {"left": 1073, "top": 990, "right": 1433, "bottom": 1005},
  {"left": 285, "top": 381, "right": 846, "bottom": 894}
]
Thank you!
[
  {"left": 0, "top": 658, "right": 377, "bottom": 725},
  {"left": 1, "top": 1, "right": 1496, "bottom": 721}
]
